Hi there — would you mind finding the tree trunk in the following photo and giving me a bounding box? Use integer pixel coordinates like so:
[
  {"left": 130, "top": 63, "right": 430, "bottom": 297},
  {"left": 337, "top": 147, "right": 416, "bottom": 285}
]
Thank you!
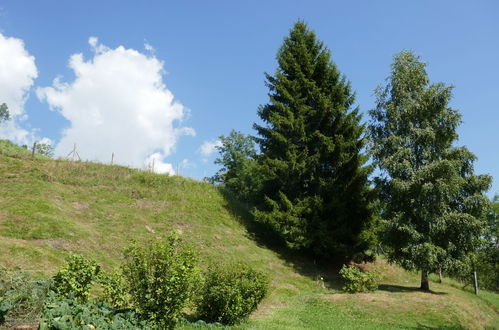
[
  {"left": 438, "top": 268, "right": 442, "bottom": 283},
  {"left": 420, "top": 271, "right": 430, "bottom": 291}
]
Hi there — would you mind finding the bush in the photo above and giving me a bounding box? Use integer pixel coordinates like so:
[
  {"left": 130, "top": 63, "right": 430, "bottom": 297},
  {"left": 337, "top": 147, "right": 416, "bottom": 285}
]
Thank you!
[
  {"left": 197, "top": 263, "right": 269, "bottom": 325},
  {"left": 339, "top": 265, "right": 378, "bottom": 293},
  {"left": 0, "top": 268, "right": 50, "bottom": 325},
  {"left": 122, "top": 235, "right": 198, "bottom": 329},
  {"left": 99, "top": 270, "right": 131, "bottom": 310},
  {"left": 39, "top": 293, "right": 150, "bottom": 330},
  {"left": 52, "top": 254, "right": 100, "bottom": 302}
]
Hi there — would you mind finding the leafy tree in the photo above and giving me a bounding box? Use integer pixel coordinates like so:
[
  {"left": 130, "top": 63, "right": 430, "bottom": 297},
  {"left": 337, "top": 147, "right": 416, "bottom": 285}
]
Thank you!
[
  {"left": 0, "top": 103, "right": 10, "bottom": 123},
  {"left": 210, "top": 130, "right": 262, "bottom": 203},
  {"left": 485, "top": 195, "right": 498, "bottom": 246},
  {"left": 254, "top": 21, "right": 375, "bottom": 260},
  {"left": 369, "top": 51, "right": 491, "bottom": 291},
  {"left": 35, "top": 142, "right": 54, "bottom": 158},
  {"left": 474, "top": 195, "right": 498, "bottom": 291}
]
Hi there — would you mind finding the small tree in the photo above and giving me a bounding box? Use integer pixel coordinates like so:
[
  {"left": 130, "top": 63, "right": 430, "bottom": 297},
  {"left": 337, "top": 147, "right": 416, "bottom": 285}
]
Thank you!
[
  {"left": 0, "top": 103, "right": 10, "bottom": 123},
  {"left": 35, "top": 142, "right": 54, "bottom": 158},
  {"left": 369, "top": 51, "right": 491, "bottom": 291},
  {"left": 211, "top": 130, "right": 262, "bottom": 203}
]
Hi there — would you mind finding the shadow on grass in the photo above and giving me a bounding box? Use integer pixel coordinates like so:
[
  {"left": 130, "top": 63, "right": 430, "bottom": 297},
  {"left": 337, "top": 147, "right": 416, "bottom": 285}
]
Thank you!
[
  {"left": 218, "top": 188, "right": 345, "bottom": 291},
  {"left": 378, "top": 284, "right": 448, "bottom": 295}
]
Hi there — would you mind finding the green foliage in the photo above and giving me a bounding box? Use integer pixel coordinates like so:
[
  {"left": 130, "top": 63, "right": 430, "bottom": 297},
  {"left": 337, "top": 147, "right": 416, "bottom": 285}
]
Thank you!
[
  {"left": 211, "top": 130, "right": 262, "bottom": 203},
  {"left": 100, "top": 270, "right": 131, "bottom": 309},
  {"left": 121, "top": 235, "right": 199, "bottom": 329},
  {"left": 339, "top": 265, "right": 378, "bottom": 293},
  {"left": 369, "top": 51, "right": 492, "bottom": 290},
  {"left": 473, "top": 195, "right": 498, "bottom": 291},
  {"left": 197, "top": 263, "right": 269, "bottom": 325},
  {"left": 40, "top": 293, "right": 150, "bottom": 330},
  {"left": 254, "top": 21, "right": 375, "bottom": 260},
  {"left": 52, "top": 254, "right": 100, "bottom": 303},
  {"left": 476, "top": 196, "right": 499, "bottom": 291},
  {"left": 451, "top": 196, "right": 499, "bottom": 292},
  {"left": 0, "top": 268, "right": 50, "bottom": 325},
  {"left": 0, "top": 103, "right": 10, "bottom": 123},
  {"left": 35, "top": 142, "right": 54, "bottom": 158},
  {"left": 1, "top": 130, "right": 498, "bottom": 328},
  {"left": 0, "top": 139, "right": 49, "bottom": 159}
]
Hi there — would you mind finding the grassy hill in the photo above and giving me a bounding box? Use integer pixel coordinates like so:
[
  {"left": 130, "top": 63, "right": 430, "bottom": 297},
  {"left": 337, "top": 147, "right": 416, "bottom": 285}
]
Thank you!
[{"left": 1, "top": 139, "right": 498, "bottom": 329}]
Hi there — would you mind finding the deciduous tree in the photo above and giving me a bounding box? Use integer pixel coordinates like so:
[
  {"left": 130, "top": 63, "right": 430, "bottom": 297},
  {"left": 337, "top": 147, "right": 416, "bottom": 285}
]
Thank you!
[
  {"left": 369, "top": 51, "right": 491, "bottom": 291},
  {"left": 0, "top": 103, "right": 10, "bottom": 123},
  {"left": 211, "top": 130, "right": 261, "bottom": 203}
]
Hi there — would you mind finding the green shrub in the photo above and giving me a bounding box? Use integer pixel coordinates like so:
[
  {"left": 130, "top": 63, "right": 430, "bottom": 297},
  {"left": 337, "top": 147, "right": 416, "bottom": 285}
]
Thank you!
[
  {"left": 52, "top": 254, "right": 100, "bottom": 302},
  {"left": 197, "top": 263, "right": 269, "bottom": 325},
  {"left": 122, "top": 235, "right": 198, "bottom": 329},
  {"left": 39, "top": 293, "right": 150, "bottom": 330},
  {"left": 100, "top": 270, "right": 131, "bottom": 310},
  {"left": 0, "top": 268, "right": 50, "bottom": 325},
  {"left": 339, "top": 265, "right": 378, "bottom": 293}
]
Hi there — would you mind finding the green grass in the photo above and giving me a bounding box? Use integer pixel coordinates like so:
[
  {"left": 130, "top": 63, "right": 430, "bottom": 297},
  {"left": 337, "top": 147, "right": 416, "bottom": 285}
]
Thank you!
[{"left": 1, "top": 140, "right": 498, "bottom": 329}]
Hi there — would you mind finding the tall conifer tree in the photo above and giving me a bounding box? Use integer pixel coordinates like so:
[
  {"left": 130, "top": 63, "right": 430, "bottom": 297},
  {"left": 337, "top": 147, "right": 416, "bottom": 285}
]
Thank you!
[
  {"left": 254, "top": 22, "right": 375, "bottom": 260},
  {"left": 369, "top": 51, "right": 491, "bottom": 291}
]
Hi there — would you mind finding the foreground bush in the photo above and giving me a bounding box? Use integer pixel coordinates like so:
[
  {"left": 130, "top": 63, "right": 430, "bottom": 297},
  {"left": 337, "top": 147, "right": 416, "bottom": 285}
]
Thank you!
[
  {"left": 39, "top": 293, "right": 150, "bottom": 330},
  {"left": 100, "top": 270, "right": 131, "bottom": 310},
  {"left": 197, "top": 263, "right": 269, "bottom": 325},
  {"left": 52, "top": 254, "right": 100, "bottom": 302},
  {"left": 339, "top": 265, "right": 377, "bottom": 293},
  {"left": 0, "top": 269, "right": 50, "bottom": 325},
  {"left": 122, "top": 235, "right": 198, "bottom": 329}
]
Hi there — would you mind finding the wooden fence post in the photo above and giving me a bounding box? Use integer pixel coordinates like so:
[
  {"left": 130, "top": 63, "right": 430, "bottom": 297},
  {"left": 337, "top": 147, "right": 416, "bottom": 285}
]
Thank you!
[{"left": 31, "top": 141, "right": 37, "bottom": 159}]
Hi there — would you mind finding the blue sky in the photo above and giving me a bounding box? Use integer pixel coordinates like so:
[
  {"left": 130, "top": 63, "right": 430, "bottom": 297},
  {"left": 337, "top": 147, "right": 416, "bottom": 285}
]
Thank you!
[{"left": 0, "top": 0, "right": 497, "bottom": 196}]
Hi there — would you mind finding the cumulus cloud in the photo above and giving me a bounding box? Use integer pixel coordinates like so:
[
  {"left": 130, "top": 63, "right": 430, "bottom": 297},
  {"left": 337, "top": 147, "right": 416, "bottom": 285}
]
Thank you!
[
  {"left": 144, "top": 152, "right": 175, "bottom": 175},
  {"left": 199, "top": 139, "right": 222, "bottom": 156},
  {"left": 38, "top": 137, "right": 53, "bottom": 146},
  {"left": 37, "top": 37, "right": 194, "bottom": 170},
  {"left": 0, "top": 32, "right": 38, "bottom": 144}
]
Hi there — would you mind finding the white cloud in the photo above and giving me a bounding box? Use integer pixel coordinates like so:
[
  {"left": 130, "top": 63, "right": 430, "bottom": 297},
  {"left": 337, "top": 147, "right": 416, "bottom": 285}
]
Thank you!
[
  {"left": 144, "top": 152, "right": 175, "bottom": 175},
  {"left": 38, "top": 137, "right": 53, "bottom": 146},
  {"left": 37, "top": 37, "right": 194, "bottom": 169},
  {"left": 199, "top": 139, "right": 222, "bottom": 156},
  {"left": 0, "top": 33, "right": 38, "bottom": 144}
]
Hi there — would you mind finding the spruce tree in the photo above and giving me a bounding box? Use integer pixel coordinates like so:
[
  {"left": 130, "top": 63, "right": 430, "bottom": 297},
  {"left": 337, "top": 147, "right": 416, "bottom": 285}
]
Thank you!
[
  {"left": 254, "top": 22, "right": 375, "bottom": 260},
  {"left": 369, "top": 51, "right": 491, "bottom": 291}
]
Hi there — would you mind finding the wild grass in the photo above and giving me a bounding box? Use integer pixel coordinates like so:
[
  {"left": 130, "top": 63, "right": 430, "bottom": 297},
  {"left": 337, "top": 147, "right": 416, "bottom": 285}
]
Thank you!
[{"left": 1, "top": 140, "right": 498, "bottom": 329}]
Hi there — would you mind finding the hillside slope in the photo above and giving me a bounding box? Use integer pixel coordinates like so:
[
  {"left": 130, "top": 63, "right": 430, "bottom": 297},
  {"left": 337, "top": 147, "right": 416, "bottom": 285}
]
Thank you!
[{"left": 1, "top": 140, "right": 498, "bottom": 329}]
